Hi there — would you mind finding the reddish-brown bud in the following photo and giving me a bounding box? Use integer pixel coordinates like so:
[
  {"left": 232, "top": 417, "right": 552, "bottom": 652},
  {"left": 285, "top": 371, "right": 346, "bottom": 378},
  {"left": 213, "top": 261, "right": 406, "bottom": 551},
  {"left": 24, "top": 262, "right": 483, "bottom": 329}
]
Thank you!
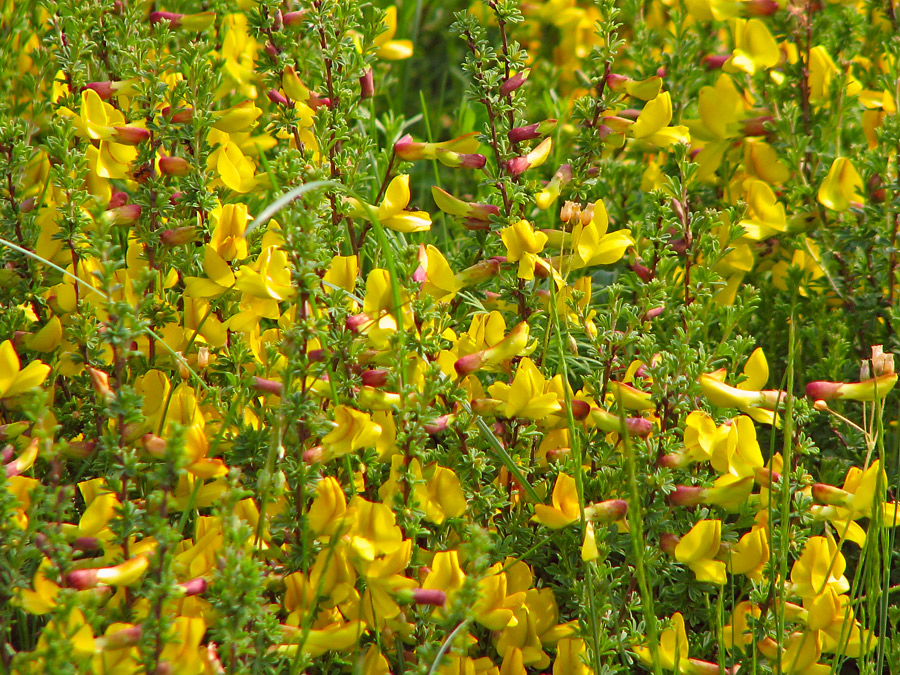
[
  {"left": 499, "top": 69, "right": 530, "bottom": 96},
  {"left": 281, "top": 10, "right": 307, "bottom": 27},
  {"left": 359, "top": 68, "right": 375, "bottom": 99},
  {"left": 741, "top": 115, "right": 774, "bottom": 137},
  {"left": 571, "top": 399, "right": 591, "bottom": 420},
  {"left": 745, "top": 0, "right": 779, "bottom": 15},
  {"left": 632, "top": 261, "right": 653, "bottom": 282},
  {"left": 660, "top": 532, "right": 681, "bottom": 555},
  {"left": 423, "top": 415, "right": 452, "bottom": 435},
  {"left": 267, "top": 89, "right": 289, "bottom": 106},
  {"left": 361, "top": 369, "right": 389, "bottom": 388},
  {"left": 302, "top": 445, "right": 324, "bottom": 463},
  {"left": 179, "top": 577, "right": 208, "bottom": 597},
  {"left": 149, "top": 10, "right": 183, "bottom": 25},
  {"left": 811, "top": 483, "right": 851, "bottom": 506},
  {"left": 253, "top": 377, "right": 283, "bottom": 396},
  {"left": 586, "top": 498, "right": 628, "bottom": 523},
  {"left": 667, "top": 485, "right": 705, "bottom": 506},
  {"left": 412, "top": 588, "right": 446, "bottom": 606},
  {"left": 345, "top": 313, "right": 372, "bottom": 333},
  {"left": 805, "top": 380, "right": 842, "bottom": 401},
  {"left": 702, "top": 54, "right": 730, "bottom": 70},
  {"left": 643, "top": 306, "right": 665, "bottom": 321},
  {"left": 160, "top": 226, "right": 197, "bottom": 246},
  {"left": 158, "top": 155, "right": 191, "bottom": 177},
  {"left": 112, "top": 125, "right": 151, "bottom": 145},
  {"left": 103, "top": 203, "right": 142, "bottom": 226}
]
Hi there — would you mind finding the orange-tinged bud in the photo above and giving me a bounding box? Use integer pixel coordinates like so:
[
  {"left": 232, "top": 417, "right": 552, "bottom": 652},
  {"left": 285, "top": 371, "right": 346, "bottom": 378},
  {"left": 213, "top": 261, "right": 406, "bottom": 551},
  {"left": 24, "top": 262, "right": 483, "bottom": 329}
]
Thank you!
[
  {"left": 160, "top": 226, "right": 197, "bottom": 246},
  {"left": 812, "top": 483, "right": 851, "bottom": 506},
  {"left": 87, "top": 367, "right": 113, "bottom": 400},
  {"left": 585, "top": 498, "right": 628, "bottom": 522},
  {"left": 158, "top": 155, "right": 191, "bottom": 176},
  {"left": 142, "top": 433, "right": 167, "bottom": 458},
  {"left": 111, "top": 125, "right": 150, "bottom": 145}
]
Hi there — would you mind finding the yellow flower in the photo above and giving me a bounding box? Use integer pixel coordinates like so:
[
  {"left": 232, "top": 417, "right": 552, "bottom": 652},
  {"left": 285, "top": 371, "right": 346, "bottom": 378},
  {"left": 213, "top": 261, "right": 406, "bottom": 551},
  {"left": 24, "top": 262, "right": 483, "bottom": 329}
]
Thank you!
[
  {"left": 0, "top": 340, "right": 51, "bottom": 399},
  {"left": 373, "top": 7, "right": 413, "bottom": 60},
  {"left": 724, "top": 18, "right": 779, "bottom": 74},
  {"left": 788, "top": 535, "right": 849, "bottom": 601},
  {"left": 675, "top": 519, "right": 727, "bottom": 585},
  {"left": 321, "top": 406, "right": 382, "bottom": 462},
  {"left": 209, "top": 203, "right": 249, "bottom": 260},
  {"left": 817, "top": 157, "right": 864, "bottom": 212},
  {"left": 629, "top": 92, "right": 690, "bottom": 147},
  {"left": 500, "top": 219, "right": 548, "bottom": 280},
  {"left": 532, "top": 473, "right": 580, "bottom": 529},
  {"left": 349, "top": 175, "right": 431, "bottom": 233},
  {"left": 489, "top": 357, "right": 562, "bottom": 420}
]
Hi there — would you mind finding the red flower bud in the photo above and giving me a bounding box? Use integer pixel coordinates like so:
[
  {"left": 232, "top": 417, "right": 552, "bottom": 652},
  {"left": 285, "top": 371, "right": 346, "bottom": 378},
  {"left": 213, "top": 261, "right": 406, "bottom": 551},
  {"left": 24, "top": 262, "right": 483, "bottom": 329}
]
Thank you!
[
  {"left": 361, "top": 369, "right": 389, "bottom": 388},
  {"left": 632, "top": 261, "right": 653, "bottom": 282},
  {"left": 103, "top": 204, "right": 142, "bottom": 226},
  {"left": 158, "top": 155, "right": 191, "bottom": 177},
  {"left": 179, "top": 577, "right": 208, "bottom": 597},
  {"left": 499, "top": 69, "right": 530, "bottom": 96},
  {"left": 359, "top": 68, "right": 375, "bottom": 99},
  {"left": 423, "top": 415, "right": 452, "bottom": 435},
  {"left": 805, "top": 380, "right": 842, "bottom": 401},
  {"left": 160, "top": 227, "right": 197, "bottom": 246},
  {"left": 667, "top": 485, "right": 705, "bottom": 506},
  {"left": 745, "top": 0, "right": 779, "bottom": 15},
  {"left": 702, "top": 54, "right": 730, "bottom": 70},
  {"left": 412, "top": 588, "right": 446, "bottom": 606},
  {"left": 253, "top": 377, "right": 283, "bottom": 396},
  {"left": 149, "top": 10, "right": 183, "bottom": 26},
  {"left": 281, "top": 10, "right": 307, "bottom": 27},
  {"left": 112, "top": 125, "right": 150, "bottom": 145},
  {"left": 267, "top": 89, "right": 289, "bottom": 106},
  {"left": 571, "top": 399, "right": 591, "bottom": 420},
  {"left": 660, "top": 532, "right": 681, "bottom": 555}
]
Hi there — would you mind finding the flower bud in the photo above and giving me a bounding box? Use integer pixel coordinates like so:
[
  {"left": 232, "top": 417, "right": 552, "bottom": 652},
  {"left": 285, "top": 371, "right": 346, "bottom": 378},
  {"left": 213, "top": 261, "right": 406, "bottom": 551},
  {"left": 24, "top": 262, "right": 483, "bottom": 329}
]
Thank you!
[
  {"left": 745, "top": 0, "right": 779, "bottom": 15},
  {"left": 361, "top": 369, "right": 389, "bottom": 387},
  {"left": 585, "top": 498, "right": 628, "bottom": 522},
  {"left": 142, "top": 433, "right": 167, "bottom": 458},
  {"left": 160, "top": 226, "right": 197, "bottom": 246},
  {"left": 411, "top": 588, "right": 446, "bottom": 606},
  {"left": 149, "top": 10, "right": 214, "bottom": 30},
  {"left": 436, "top": 149, "right": 487, "bottom": 169},
  {"left": 158, "top": 155, "right": 191, "bottom": 177},
  {"left": 667, "top": 485, "right": 705, "bottom": 506},
  {"left": 805, "top": 373, "right": 897, "bottom": 401},
  {"left": 281, "top": 10, "right": 307, "bottom": 27},
  {"left": 111, "top": 125, "right": 150, "bottom": 145},
  {"left": 702, "top": 54, "right": 730, "bottom": 70},
  {"left": 811, "top": 483, "right": 851, "bottom": 506},
  {"left": 253, "top": 377, "right": 284, "bottom": 396},
  {"left": 87, "top": 366, "right": 113, "bottom": 400},
  {"left": 346, "top": 313, "right": 372, "bottom": 333},
  {"left": 423, "top": 414, "right": 453, "bottom": 435},
  {"left": 96, "top": 625, "right": 142, "bottom": 651},
  {"left": 359, "top": 68, "right": 375, "bottom": 99},
  {"left": 741, "top": 115, "right": 774, "bottom": 137},
  {"left": 179, "top": 577, "right": 208, "bottom": 597},
  {"left": 302, "top": 445, "right": 324, "bottom": 463},
  {"left": 499, "top": 68, "right": 530, "bottom": 96},
  {"left": 508, "top": 119, "right": 557, "bottom": 143},
  {"left": 267, "top": 89, "right": 289, "bottom": 106},
  {"left": 660, "top": 532, "right": 681, "bottom": 555}
]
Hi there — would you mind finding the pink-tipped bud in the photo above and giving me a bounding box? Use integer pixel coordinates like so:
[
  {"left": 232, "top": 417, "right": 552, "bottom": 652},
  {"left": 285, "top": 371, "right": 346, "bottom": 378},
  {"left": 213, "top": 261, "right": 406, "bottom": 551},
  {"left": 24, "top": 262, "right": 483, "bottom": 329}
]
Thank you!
[
  {"left": 745, "top": 0, "right": 779, "bottom": 15},
  {"left": 361, "top": 369, "right": 389, "bottom": 388},
  {"left": 436, "top": 149, "right": 487, "bottom": 169},
  {"left": 253, "top": 377, "right": 283, "bottom": 396},
  {"left": 412, "top": 588, "right": 446, "bottom": 606},
  {"left": 805, "top": 380, "right": 842, "bottom": 401},
  {"left": 454, "top": 351, "right": 487, "bottom": 378},
  {"left": 158, "top": 155, "right": 191, "bottom": 177},
  {"left": 163, "top": 107, "right": 194, "bottom": 124},
  {"left": 570, "top": 399, "right": 591, "bottom": 420},
  {"left": 394, "top": 134, "right": 426, "bottom": 160},
  {"left": 702, "top": 54, "right": 730, "bottom": 70},
  {"left": 667, "top": 485, "right": 705, "bottom": 506},
  {"left": 456, "top": 258, "right": 500, "bottom": 286},
  {"left": 111, "top": 125, "right": 150, "bottom": 145},
  {"left": 281, "top": 10, "right": 307, "bottom": 27},
  {"left": 499, "top": 68, "right": 530, "bottom": 96},
  {"left": 586, "top": 498, "right": 628, "bottom": 523},
  {"left": 605, "top": 73, "right": 631, "bottom": 92},
  {"left": 107, "top": 191, "right": 129, "bottom": 209},
  {"left": 302, "top": 445, "right": 324, "bottom": 463},
  {"left": 660, "top": 532, "right": 681, "bottom": 555},
  {"left": 632, "top": 261, "right": 653, "bottom": 282},
  {"left": 754, "top": 466, "right": 781, "bottom": 486},
  {"left": 345, "top": 313, "right": 372, "bottom": 333},
  {"left": 423, "top": 415, "right": 453, "bottom": 435},
  {"left": 811, "top": 483, "right": 851, "bottom": 506},
  {"left": 359, "top": 68, "right": 374, "bottom": 99},
  {"left": 508, "top": 119, "right": 557, "bottom": 143},
  {"left": 643, "top": 306, "right": 665, "bottom": 321},
  {"left": 741, "top": 115, "right": 774, "bottom": 137},
  {"left": 179, "top": 577, "right": 208, "bottom": 597},
  {"left": 160, "top": 226, "right": 197, "bottom": 246},
  {"left": 102, "top": 203, "right": 142, "bottom": 226},
  {"left": 87, "top": 366, "right": 113, "bottom": 400},
  {"left": 67, "top": 555, "right": 149, "bottom": 589},
  {"left": 625, "top": 417, "right": 654, "bottom": 437},
  {"left": 506, "top": 155, "right": 531, "bottom": 178},
  {"left": 142, "top": 433, "right": 167, "bottom": 458},
  {"left": 83, "top": 81, "right": 117, "bottom": 99},
  {"left": 19, "top": 197, "right": 37, "bottom": 213},
  {"left": 267, "top": 89, "right": 289, "bottom": 106},
  {"left": 149, "top": 10, "right": 183, "bottom": 26},
  {"left": 98, "top": 625, "right": 142, "bottom": 650},
  {"left": 73, "top": 536, "right": 101, "bottom": 551}
]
